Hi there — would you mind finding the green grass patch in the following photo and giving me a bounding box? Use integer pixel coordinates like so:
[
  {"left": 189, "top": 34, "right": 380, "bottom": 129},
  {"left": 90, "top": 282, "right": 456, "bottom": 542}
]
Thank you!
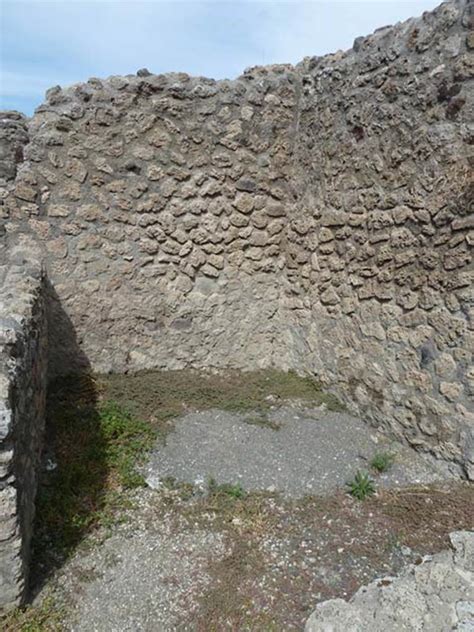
[
  {"left": 100, "top": 368, "right": 344, "bottom": 437},
  {"left": 99, "top": 400, "right": 154, "bottom": 487},
  {"left": 370, "top": 452, "right": 395, "bottom": 473},
  {"left": 1, "top": 596, "right": 65, "bottom": 632},
  {"left": 32, "top": 375, "right": 155, "bottom": 579}
]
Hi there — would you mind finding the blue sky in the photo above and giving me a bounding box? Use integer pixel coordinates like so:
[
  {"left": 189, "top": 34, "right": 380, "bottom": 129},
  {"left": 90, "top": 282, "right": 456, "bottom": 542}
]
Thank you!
[{"left": 1, "top": 0, "right": 440, "bottom": 115}]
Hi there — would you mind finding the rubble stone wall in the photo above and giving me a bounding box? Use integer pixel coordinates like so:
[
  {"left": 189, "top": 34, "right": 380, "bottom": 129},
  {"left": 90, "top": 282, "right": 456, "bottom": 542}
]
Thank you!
[
  {"left": 291, "top": 0, "right": 474, "bottom": 473},
  {"left": 4, "top": 65, "right": 304, "bottom": 376},
  {"left": 0, "top": 112, "right": 29, "bottom": 183},
  {"left": 0, "top": 1, "right": 472, "bottom": 487},
  {"left": 0, "top": 0, "right": 472, "bottom": 611},
  {"left": 0, "top": 244, "right": 47, "bottom": 610}
]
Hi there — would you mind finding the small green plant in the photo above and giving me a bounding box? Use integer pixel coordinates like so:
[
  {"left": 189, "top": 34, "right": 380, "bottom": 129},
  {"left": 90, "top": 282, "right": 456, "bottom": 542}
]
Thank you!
[
  {"left": 347, "top": 470, "right": 376, "bottom": 500},
  {"left": 208, "top": 477, "right": 246, "bottom": 499},
  {"left": 370, "top": 451, "right": 395, "bottom": 473}
]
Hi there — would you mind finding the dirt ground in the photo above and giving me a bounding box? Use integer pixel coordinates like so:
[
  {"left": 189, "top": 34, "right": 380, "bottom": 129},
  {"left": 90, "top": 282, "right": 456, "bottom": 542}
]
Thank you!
[{"left": 4, "top": 370, "right": 473, "bottom": 631}]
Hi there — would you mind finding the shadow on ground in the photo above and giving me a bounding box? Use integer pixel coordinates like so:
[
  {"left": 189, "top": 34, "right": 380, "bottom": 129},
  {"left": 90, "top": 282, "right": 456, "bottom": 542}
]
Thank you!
[
  {"left": 28, "top": 284, "right": 155, "bottom": 601},
  {"left": 30, "top": 373, "right": 103, "bottom": 596},
  {"left": 28, "top": 281, "right": 104, "bottom": 598},
  {"left": 29, "top": 372, "right": 155, "bottom": 599}
]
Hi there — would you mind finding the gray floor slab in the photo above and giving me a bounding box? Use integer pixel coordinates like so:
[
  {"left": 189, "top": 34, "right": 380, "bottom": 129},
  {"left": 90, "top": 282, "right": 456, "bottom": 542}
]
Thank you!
[{"left": 145, "top": 404, "right": 455, "bottom": 497}]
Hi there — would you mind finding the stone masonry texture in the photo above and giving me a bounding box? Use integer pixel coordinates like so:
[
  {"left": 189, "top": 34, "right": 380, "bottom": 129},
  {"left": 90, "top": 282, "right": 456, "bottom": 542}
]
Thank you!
[
  {"left": 0, "top": 0, "right": 472, "bottom": 610},
  {"left": 0, "top": 241, "right": 47, "bottom": 611},
  {"left": 305, "top": 530, "right": 474, "bottom": 631}
]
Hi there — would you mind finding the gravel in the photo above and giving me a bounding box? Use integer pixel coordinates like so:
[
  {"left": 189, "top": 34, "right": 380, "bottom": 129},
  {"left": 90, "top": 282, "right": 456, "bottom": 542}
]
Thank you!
[
  {"left": 61, "top": 509, "right": 227, "bottom": 632},
  {"left": 34, "top": 403, "right": 466, "bottom": 631}
]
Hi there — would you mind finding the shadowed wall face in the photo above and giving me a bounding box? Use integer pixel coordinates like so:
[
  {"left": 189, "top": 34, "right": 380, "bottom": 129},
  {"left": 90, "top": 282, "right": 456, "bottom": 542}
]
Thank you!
[
  {"left": 0, "top": 1, "right": 472, "bottom": 608},
  {"left": 0, "top": 247, "right": 47, "bottom": 611}
]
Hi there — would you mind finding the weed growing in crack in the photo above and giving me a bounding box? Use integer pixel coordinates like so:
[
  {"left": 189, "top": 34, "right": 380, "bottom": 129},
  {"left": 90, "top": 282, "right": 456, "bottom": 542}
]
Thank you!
[
  {"left": 347, "top": 470, "right": 376, "bottom": 500},
  {"left": 208, "top": 477, "right": 246, "bottom": 499},
  {"left": 370, "top": 452, "right": 395, "bottom": 473}
]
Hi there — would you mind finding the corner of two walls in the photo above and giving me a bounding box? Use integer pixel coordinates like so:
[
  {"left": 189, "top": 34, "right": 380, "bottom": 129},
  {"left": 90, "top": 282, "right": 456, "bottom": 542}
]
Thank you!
[
  {"left": 291, "top": 0, "right": 473, "bottom": 476},
  {"left": 6, "top": 66, "right": 304, "bottom": 376},
  {"left": 2, "top": 1, "right": 473, "bottom": 475},
  {"left": 0, "top": 0, "right": 472, "bottom": 609}
]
